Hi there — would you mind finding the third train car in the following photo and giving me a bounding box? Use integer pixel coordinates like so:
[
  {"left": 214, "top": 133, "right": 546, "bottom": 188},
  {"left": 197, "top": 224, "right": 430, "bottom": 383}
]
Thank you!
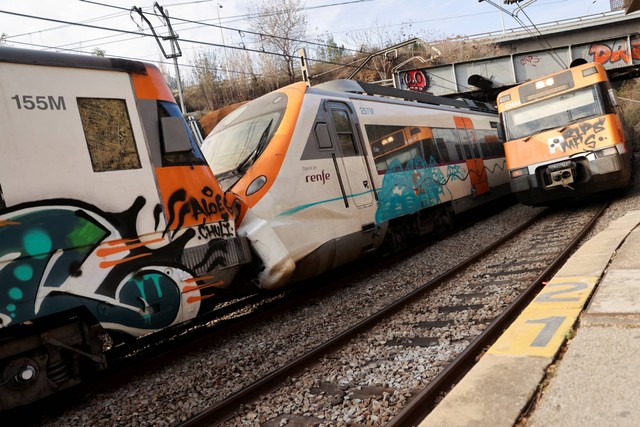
[
  {"left": 201, "top": 80, "right": 510, "bottom": 289},
  {"left": 497, "top": 61, "right": 632, "bottom": 206}
]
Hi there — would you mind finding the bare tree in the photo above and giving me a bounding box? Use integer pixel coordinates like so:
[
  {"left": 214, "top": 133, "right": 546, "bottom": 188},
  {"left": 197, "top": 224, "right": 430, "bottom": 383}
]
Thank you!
[
  {"left": 247, "top": 0, "right": 308, "bottom": 84},
  {"left": 189, "top": 49, "right": 221, "bottom": 111}
]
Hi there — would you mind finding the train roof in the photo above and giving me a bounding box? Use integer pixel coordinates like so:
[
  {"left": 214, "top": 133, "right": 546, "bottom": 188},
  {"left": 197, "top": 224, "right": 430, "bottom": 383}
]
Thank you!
[
  {"left": 313, "top": 79, "right": 497, "bottom": 114},
  {"left": 0, "top": 46, "right": 148, "bottom": 75}
]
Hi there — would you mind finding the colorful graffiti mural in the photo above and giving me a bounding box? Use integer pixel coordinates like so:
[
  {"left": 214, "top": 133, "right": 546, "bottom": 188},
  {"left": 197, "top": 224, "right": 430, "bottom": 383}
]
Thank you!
[
  {"left": 588, "top": 38, "right": 639, "bottom": 65},
  {"left": 0, "top": 197, "right": 237, "bottom": 336},
  {"left": 375, "top": 154, "right": 506, "bottom": 223}
]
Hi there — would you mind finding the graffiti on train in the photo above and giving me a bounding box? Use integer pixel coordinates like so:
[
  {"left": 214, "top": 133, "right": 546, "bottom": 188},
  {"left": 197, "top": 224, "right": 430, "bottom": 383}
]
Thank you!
[
  {"left": 547, "top": 117, "right": 606, "bottom": 154},
  {"left": 0, "top": 198, "right": 216, "bottom": 332},
  {"left": 164, "top": 185, "right": 230, "bottom": 240},
  {"left": 376, "top": 156, "right": 451, "bottom": 222}
]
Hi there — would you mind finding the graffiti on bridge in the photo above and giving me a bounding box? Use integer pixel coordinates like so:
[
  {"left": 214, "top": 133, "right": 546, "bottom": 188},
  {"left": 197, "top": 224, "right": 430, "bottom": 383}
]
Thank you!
[{"left": 589, "top": 37, "right": 640, "bottom": 66}]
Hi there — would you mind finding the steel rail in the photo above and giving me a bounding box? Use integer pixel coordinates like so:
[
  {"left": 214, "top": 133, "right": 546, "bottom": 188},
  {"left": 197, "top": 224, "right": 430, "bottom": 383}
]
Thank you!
[
  {"left": 179, "top": 208, "right": 550, "bottom": 427},
  {"left": 386, "top": 202, "right": 608, "bottom": 427}
]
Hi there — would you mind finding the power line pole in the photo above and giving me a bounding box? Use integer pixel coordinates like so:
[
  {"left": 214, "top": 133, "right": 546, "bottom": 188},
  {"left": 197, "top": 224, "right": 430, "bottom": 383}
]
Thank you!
[
  {"left": 132, "top": 2, "right": 186, "bottom": 113},
  {"left": 217, "top": 3, "right": 231, "bottom": 80}
]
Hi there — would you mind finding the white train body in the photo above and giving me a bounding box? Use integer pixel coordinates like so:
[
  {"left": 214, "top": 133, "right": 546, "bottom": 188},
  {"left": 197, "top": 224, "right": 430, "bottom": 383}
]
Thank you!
[{"left": 202, "top": 80, "right": 510, "bottom": 289}]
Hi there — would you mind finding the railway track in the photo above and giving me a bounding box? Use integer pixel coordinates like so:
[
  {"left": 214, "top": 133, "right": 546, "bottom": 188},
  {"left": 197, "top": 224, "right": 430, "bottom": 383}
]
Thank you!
[
  {"left": 178, "top": 202, "right": 607, "bottom": 426},
  {"left": 17, "top": 201, "right": 574, "bottom": 425}
]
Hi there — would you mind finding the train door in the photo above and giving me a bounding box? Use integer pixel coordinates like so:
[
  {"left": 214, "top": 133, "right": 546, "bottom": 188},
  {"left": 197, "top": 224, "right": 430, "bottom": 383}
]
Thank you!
[
  {"left": 454, "top": 116, "right": 489, "bottom": 196},
  {"left": 326, "top": 101, "right": 374, "bottom": 208}
]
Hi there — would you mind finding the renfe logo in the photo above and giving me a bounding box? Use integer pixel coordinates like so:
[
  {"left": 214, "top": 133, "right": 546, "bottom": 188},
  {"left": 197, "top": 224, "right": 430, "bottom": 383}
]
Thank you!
[{"left": 305, "top": 169, "right": 331, "bottom": 184}]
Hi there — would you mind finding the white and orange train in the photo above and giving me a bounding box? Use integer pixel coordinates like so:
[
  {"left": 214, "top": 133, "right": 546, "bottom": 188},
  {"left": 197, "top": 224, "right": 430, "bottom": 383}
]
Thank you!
[
  {"left": 201, "top": 80, "right": 511, "bottom": 290},
  {"left": 0, "top": 47, "right": 250, "bottom": 410}
]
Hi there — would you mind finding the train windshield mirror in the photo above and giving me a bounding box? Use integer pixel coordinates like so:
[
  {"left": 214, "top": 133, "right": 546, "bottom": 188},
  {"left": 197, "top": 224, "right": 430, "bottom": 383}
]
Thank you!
[
  {"left": 503, "top": 85, "right": 602, "bottom": 140},
  {"left": 201, "top": 110, "right": 282, "bottom": 176},
  {"left": 161, "top": 116, "right": 192, "bottom": 153}
]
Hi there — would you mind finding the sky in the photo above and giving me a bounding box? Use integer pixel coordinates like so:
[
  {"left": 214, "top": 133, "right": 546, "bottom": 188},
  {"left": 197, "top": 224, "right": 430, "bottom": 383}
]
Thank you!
[{"left": 0, "top": 0, "right": 623, "bottom": 79}]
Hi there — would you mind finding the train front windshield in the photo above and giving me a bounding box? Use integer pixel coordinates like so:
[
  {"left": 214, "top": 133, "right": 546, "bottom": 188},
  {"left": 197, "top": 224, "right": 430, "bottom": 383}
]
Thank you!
[
  {"left": 201, "top": 110, "right": 282, "bottom": 188},
  {"left": 502, "top": 85, "right": 605, "bottom": 140}
]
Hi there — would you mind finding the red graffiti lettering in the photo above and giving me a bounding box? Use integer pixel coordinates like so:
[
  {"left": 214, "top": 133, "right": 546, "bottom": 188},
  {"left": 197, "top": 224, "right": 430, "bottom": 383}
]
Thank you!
[
  {"left": 611, "top": 40, "right": 630, "bottom": 63},
  {"left": 403, "top": 70, "right": 429, "bottom": 92},
  {"left": 631, "top": 37, "right": 640, "bottom": 60},
  {"left": 589, "top": 44, "right": 610, "bottom": 64},
  {"left": 520, "top": 55, "right": 540, "bottom": 66},
  {"left": 589, "top": 40, "right": 631, "bottom": 65}
]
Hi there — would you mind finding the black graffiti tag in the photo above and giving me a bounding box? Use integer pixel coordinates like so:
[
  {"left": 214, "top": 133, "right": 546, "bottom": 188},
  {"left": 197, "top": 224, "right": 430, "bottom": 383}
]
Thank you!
[
  {"left": 560, "top": 118, "right": 605, "bottom": 151},
  {"left": 164, "top": 186, "right": 229, "bottom": 238},
  {"left": 198, "top": 218, "right": 234, "bottom": 241}
]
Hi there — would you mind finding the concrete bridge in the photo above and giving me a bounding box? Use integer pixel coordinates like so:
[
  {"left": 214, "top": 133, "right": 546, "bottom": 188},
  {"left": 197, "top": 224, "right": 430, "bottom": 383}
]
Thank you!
[{"left": 395, "top": 10, "right": 640, "bottom": 100}]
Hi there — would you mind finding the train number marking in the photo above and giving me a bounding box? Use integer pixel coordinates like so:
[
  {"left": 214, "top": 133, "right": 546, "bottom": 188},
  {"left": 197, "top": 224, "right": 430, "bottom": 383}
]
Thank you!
[
  {"left": 359, "top": 107, "right": 375, "bottom": 115},
  {"left": 535, "top": 282, "right": 587, "bottom": 303},
  {"left": 11, "top": 95, "right": 66, "bottom": 111},
  {"left": 525, "top": 316, "right": 566, "bottom": 347}
]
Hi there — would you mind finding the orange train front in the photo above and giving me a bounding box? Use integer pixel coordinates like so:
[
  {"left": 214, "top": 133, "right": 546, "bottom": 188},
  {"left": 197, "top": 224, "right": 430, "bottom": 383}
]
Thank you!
[{"left": 497, "top": 62, "right": 632, "bottom": 206}]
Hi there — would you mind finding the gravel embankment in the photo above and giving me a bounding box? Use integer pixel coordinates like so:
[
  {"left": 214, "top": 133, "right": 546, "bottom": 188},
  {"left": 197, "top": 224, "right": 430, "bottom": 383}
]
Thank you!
[{"left": 40, "top": 156, "right": 640, "bottom": 426}]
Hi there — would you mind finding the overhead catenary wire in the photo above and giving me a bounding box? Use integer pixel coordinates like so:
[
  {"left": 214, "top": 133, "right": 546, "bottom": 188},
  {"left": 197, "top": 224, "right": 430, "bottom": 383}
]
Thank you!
[
  {"left": 0, "top": 4, "right": 485, "bottom": 93},
  {"left": 0, "top": 8, "right": 387, "bottom": 78},
  {"left": 478, "top": 0, "right": 567, "bottom": 69}
]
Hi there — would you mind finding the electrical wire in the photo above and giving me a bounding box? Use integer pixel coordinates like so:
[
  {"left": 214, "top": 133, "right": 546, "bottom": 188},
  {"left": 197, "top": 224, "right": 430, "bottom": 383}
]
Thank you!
[
  {"left": 0, "top": 5, "right": 488, "bottom": 92},
  {"left": 479, "top": 0, "right": 567, "bottom": 69},
  {"left": 0, "top": 8, "right": 387, "bottom": 78}
]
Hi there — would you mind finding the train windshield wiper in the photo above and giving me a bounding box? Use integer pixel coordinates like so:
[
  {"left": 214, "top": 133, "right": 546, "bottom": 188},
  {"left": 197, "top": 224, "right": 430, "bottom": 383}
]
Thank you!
[
  {"left": 236, "top": 119, "right": 273, "bottom": 174},
  {"left": 523, "top": 125, "right": 561, "bottom": 142}
]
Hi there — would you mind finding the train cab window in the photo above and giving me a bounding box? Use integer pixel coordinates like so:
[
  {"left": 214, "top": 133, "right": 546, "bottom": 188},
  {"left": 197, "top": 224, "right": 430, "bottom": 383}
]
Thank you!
[
  {"left": 314, "top": 122, "right": 333, "bottom": 149},
  {"left": 77, "top": 97, "right": 142, "bottom": 172},
  {"left": 331, "top": 108, "right": 358, "bottom": 156},
  {"left": 158, "top": 101, "right": 206, "bottom": 166}
]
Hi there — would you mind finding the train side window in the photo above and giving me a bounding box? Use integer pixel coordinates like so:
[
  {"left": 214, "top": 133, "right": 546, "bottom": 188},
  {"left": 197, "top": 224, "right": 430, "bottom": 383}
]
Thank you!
[
  {"left": 433, "top": 128, "right": 461, "bottom": 162},
  {"left": 435, "top": 139, "right": 450, "bottom": 163},
  {"left": 314, "top": 122, "right": 333, "bottom": 149},
  {"left": 472, "top": 143, "right": 481, "bottom": 158},
  {"left": 421, "top": 138, "right": 441, "bottom": 164},
  {"left": 331, "top": 109, "right": 358, "bottom": 156},
  {"left": 77, "top": 97, "right": 142, "bottom": 172}
]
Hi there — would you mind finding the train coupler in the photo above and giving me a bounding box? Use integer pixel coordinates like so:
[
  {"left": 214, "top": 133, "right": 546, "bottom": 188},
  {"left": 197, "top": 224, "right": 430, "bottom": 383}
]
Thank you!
[{"left": 544, "top": 160, "right": 576, "bottom": 189}]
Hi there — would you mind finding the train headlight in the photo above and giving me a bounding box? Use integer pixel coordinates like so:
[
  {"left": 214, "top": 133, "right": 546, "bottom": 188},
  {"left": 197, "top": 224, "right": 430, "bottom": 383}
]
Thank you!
[
  {"left": 595, "top": 146, "right": 619, "bottom": 158},
  {"left": 246, "top": 175, "right": 267, "bottom": 196},
  {"left": 510, "top": 168, "right": 529, "bottom": 178},
  {"left": 231, "top": 198, "right": 242, "bottom": 219}
]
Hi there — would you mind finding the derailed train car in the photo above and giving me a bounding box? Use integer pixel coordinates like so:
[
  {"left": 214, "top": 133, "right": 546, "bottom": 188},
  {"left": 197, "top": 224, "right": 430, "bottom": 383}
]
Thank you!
[
  {"left": 0, "top": 47, "right": 251, "bottom": 410},
  {"left": 201, "top": 80, "right": 510, "bottom": 290},
  {"left": 497, "top": 62, "right": 632, "bottom": 206}
]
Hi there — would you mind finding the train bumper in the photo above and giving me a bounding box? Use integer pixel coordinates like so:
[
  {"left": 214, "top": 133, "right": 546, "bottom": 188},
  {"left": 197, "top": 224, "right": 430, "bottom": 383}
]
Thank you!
[
  {"left": 510, "top": 151, "right": 632, "bottom": 206},
  {"left": 238, "top": 209, "right": 295, "bottom": 290}
]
